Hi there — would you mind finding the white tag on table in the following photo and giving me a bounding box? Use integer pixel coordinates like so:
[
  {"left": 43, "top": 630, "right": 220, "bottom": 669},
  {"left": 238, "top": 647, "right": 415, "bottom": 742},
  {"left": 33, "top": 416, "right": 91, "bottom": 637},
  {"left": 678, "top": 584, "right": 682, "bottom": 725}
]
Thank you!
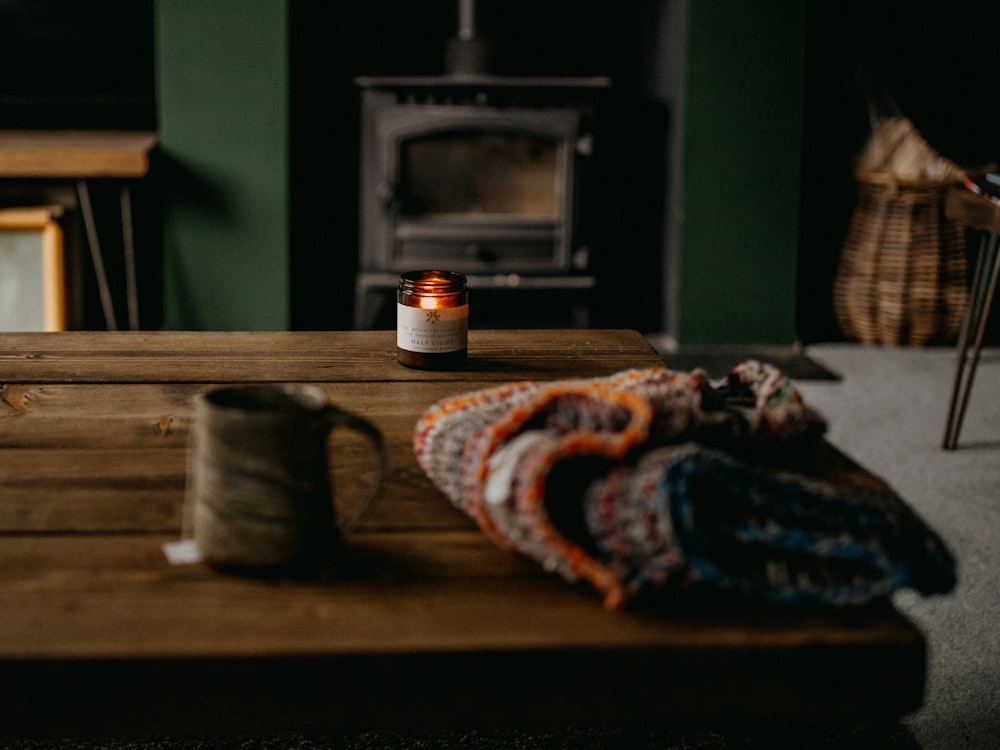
[{"left": 163, "top": 539, "right": 203, "bottom": 565}]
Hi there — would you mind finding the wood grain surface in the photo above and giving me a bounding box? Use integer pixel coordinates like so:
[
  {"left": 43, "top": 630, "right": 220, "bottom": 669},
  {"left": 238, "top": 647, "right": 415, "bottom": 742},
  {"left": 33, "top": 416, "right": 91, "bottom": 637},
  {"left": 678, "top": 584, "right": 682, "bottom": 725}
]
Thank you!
[{"left": 0, "top": 130, "right": 157, "bottom": 178}]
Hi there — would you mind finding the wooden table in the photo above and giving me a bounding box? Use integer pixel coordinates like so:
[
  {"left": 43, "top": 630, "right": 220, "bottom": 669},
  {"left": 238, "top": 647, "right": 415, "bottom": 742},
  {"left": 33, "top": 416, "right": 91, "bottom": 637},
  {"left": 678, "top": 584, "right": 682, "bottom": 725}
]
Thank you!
[
  {"left": 0, "top": 330, "right": 926, "bottom": 738},
  {"left": 0, "top": 131, "right": 159, "bottom": 331},
  {"left": 0, "top": 131, "right": 157, "bottom": 178}
]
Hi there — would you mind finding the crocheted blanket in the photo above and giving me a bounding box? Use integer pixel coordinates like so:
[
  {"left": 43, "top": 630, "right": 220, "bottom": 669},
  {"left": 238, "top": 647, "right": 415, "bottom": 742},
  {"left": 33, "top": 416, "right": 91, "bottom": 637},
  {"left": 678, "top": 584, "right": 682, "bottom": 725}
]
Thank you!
[{"left": 413, "top": 363, "right": 956, "bottom": 610}]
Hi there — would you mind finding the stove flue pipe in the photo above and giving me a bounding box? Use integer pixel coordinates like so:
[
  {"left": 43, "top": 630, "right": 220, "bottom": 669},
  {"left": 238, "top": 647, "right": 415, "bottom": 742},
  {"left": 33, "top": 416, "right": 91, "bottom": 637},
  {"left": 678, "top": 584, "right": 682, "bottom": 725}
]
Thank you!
[
  {"left": 458, "top": 0, "right": 476, "bottom": 40},
  {"left": 446, "top": 0, "right": 491, "bottom": 76}
]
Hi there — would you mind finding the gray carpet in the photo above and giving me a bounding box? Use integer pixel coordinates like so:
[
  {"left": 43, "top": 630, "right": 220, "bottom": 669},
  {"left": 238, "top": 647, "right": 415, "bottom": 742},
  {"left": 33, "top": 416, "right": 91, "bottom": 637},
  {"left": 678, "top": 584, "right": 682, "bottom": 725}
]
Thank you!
[
  {"left": 797, "top": 344, "right": 1000, "bottom": 750},
  {"left": 6, "top": 345, "right": 997, "bottom": 749}
]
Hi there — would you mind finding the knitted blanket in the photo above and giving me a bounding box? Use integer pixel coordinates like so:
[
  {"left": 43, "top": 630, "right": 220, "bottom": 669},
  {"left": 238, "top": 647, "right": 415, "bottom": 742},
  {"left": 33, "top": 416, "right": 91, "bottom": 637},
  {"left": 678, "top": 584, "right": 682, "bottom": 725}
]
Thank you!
[{"left": 413, "top": 363, "right": 956, "bottom": 609}]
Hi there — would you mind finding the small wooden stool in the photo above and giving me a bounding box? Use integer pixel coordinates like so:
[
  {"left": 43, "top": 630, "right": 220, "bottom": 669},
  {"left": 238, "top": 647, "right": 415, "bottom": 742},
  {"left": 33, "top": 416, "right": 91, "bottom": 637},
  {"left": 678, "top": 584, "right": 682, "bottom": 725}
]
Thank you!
[{"left": 942, "top": 185, "right": 1000, "bottom": 449}]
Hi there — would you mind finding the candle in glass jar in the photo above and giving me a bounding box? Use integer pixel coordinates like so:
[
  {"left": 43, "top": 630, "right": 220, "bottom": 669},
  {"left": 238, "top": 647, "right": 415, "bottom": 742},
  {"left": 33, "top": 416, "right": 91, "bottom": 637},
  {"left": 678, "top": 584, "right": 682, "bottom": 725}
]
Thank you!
[{"left": 397, "top": 270, "right": 469, "bottom": 369}]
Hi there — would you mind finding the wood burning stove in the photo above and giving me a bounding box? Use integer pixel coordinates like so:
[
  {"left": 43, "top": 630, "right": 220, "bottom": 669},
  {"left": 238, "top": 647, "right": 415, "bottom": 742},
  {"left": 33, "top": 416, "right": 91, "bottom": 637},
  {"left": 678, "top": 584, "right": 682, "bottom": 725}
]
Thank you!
[{"left": 353, "top": 74, "right": 607, "bottom": 329}]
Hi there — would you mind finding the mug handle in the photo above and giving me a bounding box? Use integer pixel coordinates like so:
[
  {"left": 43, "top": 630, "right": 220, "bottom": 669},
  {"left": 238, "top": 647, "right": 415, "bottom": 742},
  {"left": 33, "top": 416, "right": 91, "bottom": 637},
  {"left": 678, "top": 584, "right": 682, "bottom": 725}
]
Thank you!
[{"left": 324, "top": 407, "right": 389, "bottom": 534}]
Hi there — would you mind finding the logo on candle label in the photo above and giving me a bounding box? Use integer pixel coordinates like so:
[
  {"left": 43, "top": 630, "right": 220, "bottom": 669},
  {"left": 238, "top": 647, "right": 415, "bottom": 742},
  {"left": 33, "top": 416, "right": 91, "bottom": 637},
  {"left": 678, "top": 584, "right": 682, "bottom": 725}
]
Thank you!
[{"left": 397, "top": 304, "right": 468, "bottom": 353}]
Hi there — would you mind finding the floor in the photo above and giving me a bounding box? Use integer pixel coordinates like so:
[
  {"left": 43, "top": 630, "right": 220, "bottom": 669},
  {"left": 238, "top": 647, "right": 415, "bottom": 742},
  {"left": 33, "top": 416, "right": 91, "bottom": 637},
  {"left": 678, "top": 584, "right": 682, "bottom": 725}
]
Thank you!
[{"left": 797, "top": 343, "right": 1000, "bottom": 750}]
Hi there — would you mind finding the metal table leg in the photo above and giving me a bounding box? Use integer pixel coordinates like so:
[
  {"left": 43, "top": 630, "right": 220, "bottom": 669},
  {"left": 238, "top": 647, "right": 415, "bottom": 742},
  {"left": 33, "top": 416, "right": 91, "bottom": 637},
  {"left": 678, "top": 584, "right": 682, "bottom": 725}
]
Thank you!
[
  {"left": 77, "top": 180, "right": 118, "bottom": 331},
  {"left": 943, "top": 231, "right": 1000, "bottom": 449},
  {"left": 77, "top": 179, "right": 142, "bottom": 331},
  {"left": 120, "top": 182, "right": 140, "bottom": 330}
]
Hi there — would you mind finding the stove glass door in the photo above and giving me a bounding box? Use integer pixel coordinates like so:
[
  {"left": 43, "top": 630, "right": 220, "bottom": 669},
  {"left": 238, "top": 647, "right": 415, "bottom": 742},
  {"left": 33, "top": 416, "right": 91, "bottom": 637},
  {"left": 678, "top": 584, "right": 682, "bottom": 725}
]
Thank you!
[{"left": 400, "top": 130, "right": 559, "bottom": 221}]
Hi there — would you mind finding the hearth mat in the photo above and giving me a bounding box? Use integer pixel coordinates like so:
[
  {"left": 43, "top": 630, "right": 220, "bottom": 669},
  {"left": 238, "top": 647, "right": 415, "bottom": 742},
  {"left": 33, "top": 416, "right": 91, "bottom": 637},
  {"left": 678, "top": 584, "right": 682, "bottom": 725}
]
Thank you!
[{"left": 653, "top": 346, "right": 841, "bottom": 381}]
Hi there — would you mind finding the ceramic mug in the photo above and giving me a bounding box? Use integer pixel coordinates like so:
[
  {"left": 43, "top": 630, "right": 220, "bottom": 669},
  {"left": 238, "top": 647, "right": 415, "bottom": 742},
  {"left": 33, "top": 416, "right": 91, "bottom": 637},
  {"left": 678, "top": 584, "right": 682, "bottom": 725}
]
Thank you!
[{"left": 189, "top": 383, "right": 388, "bottom": 574}]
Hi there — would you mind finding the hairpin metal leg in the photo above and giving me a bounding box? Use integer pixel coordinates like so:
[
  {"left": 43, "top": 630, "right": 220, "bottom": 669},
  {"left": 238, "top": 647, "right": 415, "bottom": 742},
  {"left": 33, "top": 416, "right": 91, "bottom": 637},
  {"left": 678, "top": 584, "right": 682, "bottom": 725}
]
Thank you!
[
  {"left": 120, "top": 183, "right": 140, "bottom": 330},
  {"left": 77, "top": 179, "right": 118, "bottom": 331},
  {"left": 943, "top": 231, "right": 1000, "bottom": 449}
]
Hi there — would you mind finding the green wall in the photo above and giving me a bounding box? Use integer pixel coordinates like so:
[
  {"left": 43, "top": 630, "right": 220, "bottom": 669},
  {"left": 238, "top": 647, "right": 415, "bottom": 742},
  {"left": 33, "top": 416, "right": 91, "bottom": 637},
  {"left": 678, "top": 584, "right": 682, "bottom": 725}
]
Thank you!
[
  {"left": 677, "top": 0, "right": 806, "bottom": 345},
  {"left": 155, "top": 0, "right": 290, "bottom": 330}
]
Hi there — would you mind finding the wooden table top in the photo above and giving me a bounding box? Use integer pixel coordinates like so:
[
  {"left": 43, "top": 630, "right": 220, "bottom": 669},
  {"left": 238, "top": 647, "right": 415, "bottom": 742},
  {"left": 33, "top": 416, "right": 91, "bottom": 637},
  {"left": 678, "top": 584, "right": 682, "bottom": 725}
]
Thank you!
[
  {"left": 0, "top": 330, "right": 925, "bottom": 738},
  {"left": 0, "top": 130, "right": 158, "bottom": 179},
  {"left": 947, "top": 183, "right": 1000, "bottom": 235}
]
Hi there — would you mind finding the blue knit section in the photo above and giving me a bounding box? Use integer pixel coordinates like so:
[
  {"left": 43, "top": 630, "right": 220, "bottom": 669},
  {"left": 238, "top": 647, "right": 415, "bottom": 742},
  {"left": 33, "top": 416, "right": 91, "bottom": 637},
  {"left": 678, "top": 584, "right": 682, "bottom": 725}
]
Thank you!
[{"left": 664, "top": 449, "right": 917, "bottom": 606}]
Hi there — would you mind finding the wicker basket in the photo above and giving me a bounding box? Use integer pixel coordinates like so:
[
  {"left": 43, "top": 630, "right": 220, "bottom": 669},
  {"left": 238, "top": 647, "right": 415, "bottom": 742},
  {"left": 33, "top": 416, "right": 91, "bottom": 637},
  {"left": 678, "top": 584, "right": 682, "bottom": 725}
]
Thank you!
[{"left": 833, "top": 171, "right": 968, "bottom": 346}]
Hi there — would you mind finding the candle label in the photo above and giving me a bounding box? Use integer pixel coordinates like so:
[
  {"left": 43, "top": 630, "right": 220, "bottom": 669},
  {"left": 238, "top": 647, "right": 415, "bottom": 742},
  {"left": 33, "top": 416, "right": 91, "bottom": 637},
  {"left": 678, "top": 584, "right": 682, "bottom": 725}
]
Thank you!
[{"left": 397, "top": 303, "right": 469, "bottom": 353}]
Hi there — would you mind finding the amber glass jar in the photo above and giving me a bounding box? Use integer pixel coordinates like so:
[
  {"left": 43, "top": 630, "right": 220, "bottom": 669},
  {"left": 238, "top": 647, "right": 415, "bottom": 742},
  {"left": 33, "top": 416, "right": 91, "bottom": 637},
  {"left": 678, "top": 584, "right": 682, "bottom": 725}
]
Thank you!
[{"left": 396, "top": 270, "right": 469, "bottom": 369}]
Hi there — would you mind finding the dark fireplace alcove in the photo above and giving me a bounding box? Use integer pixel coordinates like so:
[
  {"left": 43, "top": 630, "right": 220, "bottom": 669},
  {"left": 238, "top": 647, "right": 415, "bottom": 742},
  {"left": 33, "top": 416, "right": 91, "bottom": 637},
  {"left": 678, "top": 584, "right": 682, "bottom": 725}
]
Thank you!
[{"left": 289, "top": 1, "right": 670, "bottom": 333}]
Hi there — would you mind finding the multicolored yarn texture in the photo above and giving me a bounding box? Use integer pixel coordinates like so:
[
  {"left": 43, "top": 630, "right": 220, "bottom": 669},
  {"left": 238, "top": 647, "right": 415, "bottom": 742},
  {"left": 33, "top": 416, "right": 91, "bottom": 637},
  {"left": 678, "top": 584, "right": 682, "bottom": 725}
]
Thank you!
[{"left": 413, "top": 362, "right": 956, "bottom": 610}]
